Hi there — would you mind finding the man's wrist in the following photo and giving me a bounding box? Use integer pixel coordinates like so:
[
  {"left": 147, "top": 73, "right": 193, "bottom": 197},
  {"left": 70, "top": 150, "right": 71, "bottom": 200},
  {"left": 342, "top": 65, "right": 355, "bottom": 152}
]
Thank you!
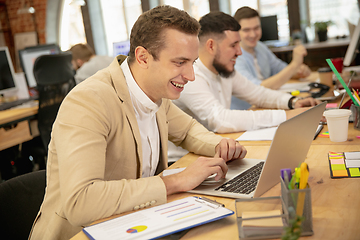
[{"left": 288, "top": 96, "right": 298, "bottom": 109}]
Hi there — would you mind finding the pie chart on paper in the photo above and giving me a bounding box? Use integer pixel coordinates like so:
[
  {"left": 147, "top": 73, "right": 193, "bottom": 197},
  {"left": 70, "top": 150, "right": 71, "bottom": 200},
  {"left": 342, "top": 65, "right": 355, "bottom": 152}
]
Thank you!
[{"left": 126, "top": 225, "right": 148, "bottom": 233}]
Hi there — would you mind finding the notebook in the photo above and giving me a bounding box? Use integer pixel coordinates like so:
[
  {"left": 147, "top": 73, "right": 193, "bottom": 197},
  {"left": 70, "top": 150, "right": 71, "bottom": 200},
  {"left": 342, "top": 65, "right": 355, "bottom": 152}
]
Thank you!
[{"left": 188, "top": 102, "right": 326, "bottom": 199}]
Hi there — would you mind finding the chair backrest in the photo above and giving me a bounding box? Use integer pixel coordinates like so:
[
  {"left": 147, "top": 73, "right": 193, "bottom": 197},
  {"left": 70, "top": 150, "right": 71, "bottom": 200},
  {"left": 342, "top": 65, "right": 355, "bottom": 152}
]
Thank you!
[
  {"left": 0, "top": 170, "right": 46, "bottom": 240},
  {"left": 33, "top": 52, "right": 76, "bottom": 152}
]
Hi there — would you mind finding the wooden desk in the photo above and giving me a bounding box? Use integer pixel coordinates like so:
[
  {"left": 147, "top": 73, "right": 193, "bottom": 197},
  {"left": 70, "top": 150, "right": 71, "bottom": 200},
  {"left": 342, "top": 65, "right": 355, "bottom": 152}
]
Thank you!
[
  {"left": 71, "top": 125, "right": 360, "bottom": 240},
  {"left": 0, "top": 106, "right": 39, "bottom": 151},
  {"left": 221, "top": 123, "right": 360, "bottom": 146}
]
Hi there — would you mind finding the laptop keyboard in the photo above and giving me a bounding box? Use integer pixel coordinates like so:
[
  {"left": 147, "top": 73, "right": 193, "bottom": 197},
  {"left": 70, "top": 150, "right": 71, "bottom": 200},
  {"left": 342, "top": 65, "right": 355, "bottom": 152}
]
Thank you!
[{"left": 215, "top": 161, "right": 264, "bottom": 195}]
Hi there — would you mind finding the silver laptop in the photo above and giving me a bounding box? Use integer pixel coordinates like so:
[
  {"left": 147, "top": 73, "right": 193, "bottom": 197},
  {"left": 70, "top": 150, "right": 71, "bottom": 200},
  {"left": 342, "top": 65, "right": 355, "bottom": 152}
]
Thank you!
[{"left": 189, "top": 102, "right": 326, "bottom": 198}]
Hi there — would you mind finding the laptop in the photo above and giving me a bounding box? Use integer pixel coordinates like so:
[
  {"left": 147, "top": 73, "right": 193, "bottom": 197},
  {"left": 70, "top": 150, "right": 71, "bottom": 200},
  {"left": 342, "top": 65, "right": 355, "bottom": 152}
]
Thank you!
[{"left": 189, "top": 102, "right": 326, "bottom": 199}]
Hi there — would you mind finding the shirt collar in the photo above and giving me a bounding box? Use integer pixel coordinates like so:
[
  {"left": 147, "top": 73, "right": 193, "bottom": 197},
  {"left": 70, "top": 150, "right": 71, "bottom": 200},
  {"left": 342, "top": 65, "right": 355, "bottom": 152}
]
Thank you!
[{"left": 121, "top": 59, "right": 161, "bottom": 113}]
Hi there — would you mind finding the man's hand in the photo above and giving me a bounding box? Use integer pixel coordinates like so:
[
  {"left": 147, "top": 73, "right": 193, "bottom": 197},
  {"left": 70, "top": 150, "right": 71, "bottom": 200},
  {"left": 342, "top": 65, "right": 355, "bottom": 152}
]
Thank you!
[
  {"left": 161, "top": 139, "right": 246, "bottom": 195},
  {"left": 295, "top": 64, "right": 311, "bottom": 78},
  {"left": 294, "top": 97, "right": 321, "bottom": 108},
  {"left": 161, "top": 156, "right": 228, "bottom": 194},
  {"left": 291, "top": 45, "right": 307, "bottom": 67},
  {"left": 215, "top": 138, "right": 247, "bottom": 161}
]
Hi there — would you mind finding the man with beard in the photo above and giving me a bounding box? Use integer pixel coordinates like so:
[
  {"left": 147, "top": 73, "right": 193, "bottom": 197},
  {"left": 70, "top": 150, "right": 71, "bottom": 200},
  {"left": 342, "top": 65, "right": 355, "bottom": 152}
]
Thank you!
[{"left": 173, "top": 12, "right": 320, "bottom": 134}]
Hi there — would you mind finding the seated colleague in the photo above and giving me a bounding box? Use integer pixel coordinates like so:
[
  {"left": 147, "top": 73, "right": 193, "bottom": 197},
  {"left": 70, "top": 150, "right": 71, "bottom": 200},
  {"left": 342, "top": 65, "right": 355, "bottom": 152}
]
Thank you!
[
  {"left": 173, "top": 11, "right": 320, "bottom": 134},
  {"left": 233, "top": 7, "right": 311, "bottom": 90},
  {"left": 69, "top": 43, "right": 113, "bottom": 84},
  {"left": 29, "top": 6, "right": 247, "bottom": 240}
]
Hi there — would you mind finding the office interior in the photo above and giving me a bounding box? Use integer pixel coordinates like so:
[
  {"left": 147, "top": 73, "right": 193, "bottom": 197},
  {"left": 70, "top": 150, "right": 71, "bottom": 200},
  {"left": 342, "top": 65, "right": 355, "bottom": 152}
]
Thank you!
[
  {"left": 1, "top": 1, "right": 360, "bottom": 239},
  {"left": 0, "top": 1, "right": 359, "bottom": 178}
]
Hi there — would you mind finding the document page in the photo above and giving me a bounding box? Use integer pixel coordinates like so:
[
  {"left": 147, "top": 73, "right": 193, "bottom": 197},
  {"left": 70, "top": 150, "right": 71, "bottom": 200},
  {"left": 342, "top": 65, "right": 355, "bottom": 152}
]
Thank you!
[
  {"left": 236, "top": 127, "right": 277, "bottom": 141},
  {"left": 83, "top": 196, "right": 233, "bottom": 240}
]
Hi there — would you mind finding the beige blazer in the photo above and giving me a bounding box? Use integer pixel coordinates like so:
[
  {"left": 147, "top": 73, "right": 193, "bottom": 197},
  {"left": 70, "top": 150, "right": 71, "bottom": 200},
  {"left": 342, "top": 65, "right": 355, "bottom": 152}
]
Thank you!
[{"left": 29, "top": 56, "right": 223, "bottom": 240}]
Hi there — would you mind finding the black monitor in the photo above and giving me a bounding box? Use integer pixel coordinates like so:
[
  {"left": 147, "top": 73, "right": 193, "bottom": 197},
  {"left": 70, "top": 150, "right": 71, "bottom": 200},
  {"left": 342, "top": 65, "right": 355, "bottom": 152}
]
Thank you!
[
  {"left": 260, "top": 15, "right": 279, "bottom": 42},
  {"left": 19, "top": 44, "right": 61, "bottom": 88},
  {"left": 0, "top": 46, "right": 18, "bottom": 97},
  {"left": 343, "top": 18, "right": 360, "bottom": 66}
]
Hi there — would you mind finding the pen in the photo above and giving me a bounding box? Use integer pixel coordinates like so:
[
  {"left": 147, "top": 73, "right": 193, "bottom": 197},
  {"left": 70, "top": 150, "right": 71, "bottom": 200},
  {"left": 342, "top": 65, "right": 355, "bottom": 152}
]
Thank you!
[
  {"left": 296, "top": 163, "right": 310, "bottom": 217},
  {"left": 313, "top": 124, "right": 324, "bottom": 140},
  {"left": 281, "top": 168, "right": 291, "bottom": 189}
]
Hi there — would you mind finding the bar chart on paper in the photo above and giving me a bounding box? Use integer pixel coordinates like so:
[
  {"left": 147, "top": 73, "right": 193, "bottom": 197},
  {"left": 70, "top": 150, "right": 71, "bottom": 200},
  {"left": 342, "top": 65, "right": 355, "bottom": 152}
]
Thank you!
[{"left": 83, "top": 196, "right": 233, "bottom": 240}]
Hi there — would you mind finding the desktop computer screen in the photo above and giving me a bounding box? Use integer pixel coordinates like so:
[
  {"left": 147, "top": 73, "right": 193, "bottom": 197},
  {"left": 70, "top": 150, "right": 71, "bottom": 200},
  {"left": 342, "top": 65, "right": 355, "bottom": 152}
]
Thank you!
[
  {"left": 343, "top": 18, "right": 360, "bottom": 66},
  {"left": 0, "top": 46, "right": 17, "bottom": 97},
  {"left": 260, "top": 15, "right": 279, "bottom": 42},
  {"left": 113, "top": 40, "right": 130, "bottom": 57},
  {"left": 19, "top": 44, "right": 61, "bottom": 88}
]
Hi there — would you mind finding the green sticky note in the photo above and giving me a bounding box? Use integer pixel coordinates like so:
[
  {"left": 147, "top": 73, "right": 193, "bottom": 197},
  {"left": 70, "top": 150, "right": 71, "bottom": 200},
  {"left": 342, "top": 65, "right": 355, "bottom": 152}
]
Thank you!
[
  {"left": 331, "top": 164, "right": 346, "bottom": 171},
  {"left": 349, "top": 168, "right": 360, "bottom": 177}
]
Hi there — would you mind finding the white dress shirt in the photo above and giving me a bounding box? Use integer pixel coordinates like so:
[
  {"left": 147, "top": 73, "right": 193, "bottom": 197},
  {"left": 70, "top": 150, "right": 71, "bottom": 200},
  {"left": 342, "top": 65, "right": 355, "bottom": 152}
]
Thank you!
[
  {"left": 173, "top": 59, "right": 291, "bottom": 133},
  {"left": 121, "top": 59, "right": 160, "bottom": 177}
]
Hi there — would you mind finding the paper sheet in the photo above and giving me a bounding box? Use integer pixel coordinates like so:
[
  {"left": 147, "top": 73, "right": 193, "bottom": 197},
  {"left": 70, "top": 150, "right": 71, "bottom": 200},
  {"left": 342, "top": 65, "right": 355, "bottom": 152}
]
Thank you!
[
  {"left": 236, "top": 127, "right": 277, "bottom": 141},
  {"left": 83, "top": 196, "right": 233, "bottom": 240}
]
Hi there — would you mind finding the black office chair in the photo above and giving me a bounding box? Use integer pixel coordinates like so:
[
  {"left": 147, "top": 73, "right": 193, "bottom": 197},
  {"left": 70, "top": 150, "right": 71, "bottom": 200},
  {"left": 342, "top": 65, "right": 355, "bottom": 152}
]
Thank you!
[
  {"left": 0, "top": 170, "right": 46, "bottom": 240},
  {"left": 33, "top": 52, "right": 76, "bottom": 152}
]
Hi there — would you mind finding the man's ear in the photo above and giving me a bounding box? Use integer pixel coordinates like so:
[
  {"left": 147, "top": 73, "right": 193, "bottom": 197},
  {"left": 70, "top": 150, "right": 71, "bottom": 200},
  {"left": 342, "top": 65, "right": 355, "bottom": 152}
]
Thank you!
[
  {"left": 205, "top": 39, "right": 217, "bottom": 56},
  {"left": 76, "top": 59, "right": 84, "bottom": 68},
  {"left": 135, "top": 46, "right": 150, "bottom": 69}
]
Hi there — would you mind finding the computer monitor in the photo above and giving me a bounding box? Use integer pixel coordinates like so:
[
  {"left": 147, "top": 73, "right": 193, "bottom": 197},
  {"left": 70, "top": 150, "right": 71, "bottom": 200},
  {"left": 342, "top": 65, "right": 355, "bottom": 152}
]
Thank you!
[
  {"left": 260, "top": 15, "right": 279, "bottom": 42},
  {"left": 19, "top": 44, "right": 61, "bottom": 88},
  {"left": 0, "top": 46, "right": 18, "bottom": 97},
  {"left": 343, "top": 18, "right": 360, "bottom": 67},
  {"left": 113, "top": 40, "right": 130, "bottom": 57}
]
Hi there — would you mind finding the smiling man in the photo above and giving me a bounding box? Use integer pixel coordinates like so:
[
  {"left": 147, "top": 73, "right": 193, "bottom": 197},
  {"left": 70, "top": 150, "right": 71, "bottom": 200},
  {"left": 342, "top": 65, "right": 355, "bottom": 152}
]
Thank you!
[
  {"left": 173, "top": 11, "right": 320, "bottom": 134},
  {"left": 29, "top": 6, "right": 247, "bottom": 240},
  {"left": 234, "top": 6, "right": 311, "bottom": 90}
]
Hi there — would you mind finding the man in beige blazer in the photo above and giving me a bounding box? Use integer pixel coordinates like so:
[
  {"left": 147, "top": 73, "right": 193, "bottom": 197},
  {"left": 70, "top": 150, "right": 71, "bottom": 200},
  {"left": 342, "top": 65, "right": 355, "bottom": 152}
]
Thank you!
[{"left": 29, "top": 6, "right": 246, "bottom": 240}]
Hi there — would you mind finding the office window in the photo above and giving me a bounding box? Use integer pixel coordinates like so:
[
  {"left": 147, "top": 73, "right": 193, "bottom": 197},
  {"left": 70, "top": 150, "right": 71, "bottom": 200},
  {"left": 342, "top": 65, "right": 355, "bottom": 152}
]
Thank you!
[
  {"left": 60, "top": 0, "right": 86, "bottom": 51},
  {"left": 259, "top": 0, "right": 289, "bottom": 41},
  {"left": 229, "top": 1, "right": 290, "bottom": 41},
  {"left": 100, "top": 0, "right": 142, "bottom": 56},
  {"left": 230, "top": 2, "right": 258, "bottom": 15},
  {"left": 309, "top": 0, "right": 359, "bottom": 38},
  {"left": 161, "top": 0, "right": 209, "bottom": 20}
]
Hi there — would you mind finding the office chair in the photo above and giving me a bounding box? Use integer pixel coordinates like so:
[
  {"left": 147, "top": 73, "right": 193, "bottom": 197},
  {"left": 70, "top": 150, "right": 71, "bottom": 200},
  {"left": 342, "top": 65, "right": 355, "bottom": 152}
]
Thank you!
[
  {"left": 0, "top": 170, "right": 46, "bottom": 240},
  {"left": 33, "top": 52, "right": 76, "bottom": 152}
]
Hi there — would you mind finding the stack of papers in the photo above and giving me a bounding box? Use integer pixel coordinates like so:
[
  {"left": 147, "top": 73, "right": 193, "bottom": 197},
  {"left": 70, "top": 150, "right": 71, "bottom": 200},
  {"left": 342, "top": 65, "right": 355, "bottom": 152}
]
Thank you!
[{"left": 241, "top": 210, "right": 284, "bottom": 237}]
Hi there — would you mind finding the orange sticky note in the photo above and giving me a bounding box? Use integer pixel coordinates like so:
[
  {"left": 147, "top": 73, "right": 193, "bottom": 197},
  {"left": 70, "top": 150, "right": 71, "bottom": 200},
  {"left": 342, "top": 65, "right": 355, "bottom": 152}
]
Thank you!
[{"left": 332, "top": 170, "right": 348, "bottom": 177}]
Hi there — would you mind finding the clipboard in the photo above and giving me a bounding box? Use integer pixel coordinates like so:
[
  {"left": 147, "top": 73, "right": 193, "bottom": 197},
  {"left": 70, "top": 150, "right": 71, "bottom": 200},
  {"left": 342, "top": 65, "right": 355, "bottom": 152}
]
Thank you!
[{"left": 82, "top": 196, "right": 233, "bottom": 240}]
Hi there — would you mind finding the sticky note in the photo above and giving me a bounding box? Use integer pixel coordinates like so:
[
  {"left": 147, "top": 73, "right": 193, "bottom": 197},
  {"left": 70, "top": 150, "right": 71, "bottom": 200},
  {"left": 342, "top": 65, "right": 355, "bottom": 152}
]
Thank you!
[
  {"left": 332, "top": 170, "right": 348, "bottom": 177},
  {"left": 349, "top": 168, "right": 360, "bottom": 177},
  {"left": 319, "top": 132, "right": 329, "bottom": 138},
  {"left": 331, "top": 159, "right": 345, "bottom": 165},
  {"left": 345, "top": 160, "right": 360, "bottom": 168},
  {"left": 331, "top": 164, "right": 346, "bottom": 171},
  {"left": 326, "top": 103, "right": 338, "bottom": 108},
  {"left": 344, "top": 152, "right": 360, "bottom": 159},
  {"left": 329, "top": 151, "right": 343, "bottom": 155},
  {"left": 329, "top": 156, "right": 344, "bottom": 159}
]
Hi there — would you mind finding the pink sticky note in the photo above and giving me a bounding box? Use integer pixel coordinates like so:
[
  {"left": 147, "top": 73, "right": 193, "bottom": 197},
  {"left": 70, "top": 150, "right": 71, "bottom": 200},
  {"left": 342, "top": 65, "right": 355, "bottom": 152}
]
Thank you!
[
  {"left": 330, "top": 158, "right": 345, "bottom": 165},
  {"left": 326, "top": 103, "right": 338, "bottom": 108}
]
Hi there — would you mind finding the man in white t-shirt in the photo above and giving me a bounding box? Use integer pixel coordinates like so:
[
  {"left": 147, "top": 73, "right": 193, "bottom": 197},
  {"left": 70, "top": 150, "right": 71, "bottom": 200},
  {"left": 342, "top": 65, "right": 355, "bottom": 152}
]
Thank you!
[
  {"left": 69, "top": 43, "right": 113, "bottom": 84},
  {"left": 173, "top": 11, "right": 320, "bottom": 134}
]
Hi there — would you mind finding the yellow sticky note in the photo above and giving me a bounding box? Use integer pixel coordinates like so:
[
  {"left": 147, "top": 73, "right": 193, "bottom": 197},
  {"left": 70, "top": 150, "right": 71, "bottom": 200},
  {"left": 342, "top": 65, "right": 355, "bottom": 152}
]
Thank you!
[
  {"left": 349, "top": 168, "right": 360, "bottom": 177},
  {"left": 331, "top": 164, "right": 346, "bottom": 171}
]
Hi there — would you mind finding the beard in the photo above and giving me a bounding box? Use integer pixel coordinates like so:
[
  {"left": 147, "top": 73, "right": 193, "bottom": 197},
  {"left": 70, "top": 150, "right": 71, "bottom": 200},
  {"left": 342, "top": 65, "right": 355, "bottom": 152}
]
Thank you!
[{"left": 212, "top": 55, "right": 235, "bottom": 78}]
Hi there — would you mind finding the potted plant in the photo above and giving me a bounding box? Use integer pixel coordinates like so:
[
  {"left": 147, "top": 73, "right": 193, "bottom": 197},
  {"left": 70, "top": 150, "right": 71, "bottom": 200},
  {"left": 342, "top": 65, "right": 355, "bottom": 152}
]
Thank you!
[{"left": 314, "top": 21, "right": 332, "bottom": 42}]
